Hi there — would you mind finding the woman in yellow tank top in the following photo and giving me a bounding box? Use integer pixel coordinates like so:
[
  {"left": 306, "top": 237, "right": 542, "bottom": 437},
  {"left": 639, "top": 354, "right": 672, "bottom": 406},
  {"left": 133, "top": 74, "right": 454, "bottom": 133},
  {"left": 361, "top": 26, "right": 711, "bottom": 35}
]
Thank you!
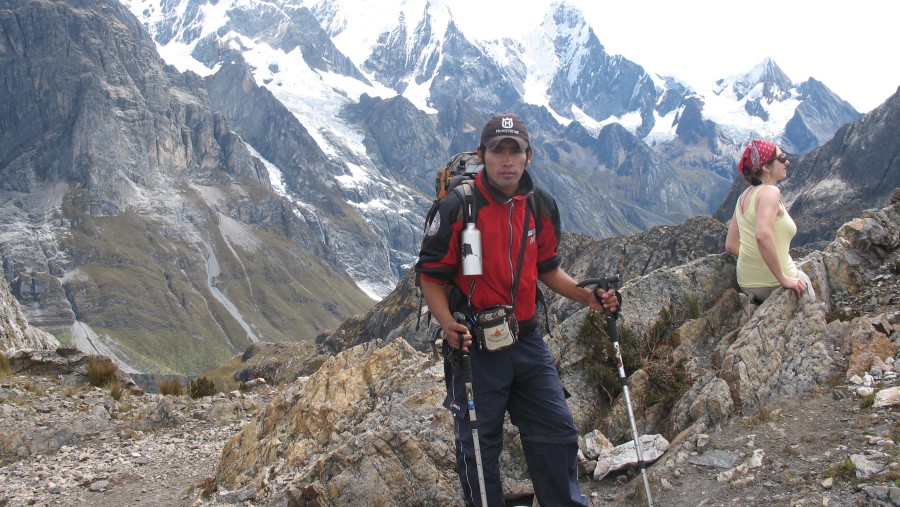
[{"left": 725, "top": 140, "right": 811, "bottom": 302}]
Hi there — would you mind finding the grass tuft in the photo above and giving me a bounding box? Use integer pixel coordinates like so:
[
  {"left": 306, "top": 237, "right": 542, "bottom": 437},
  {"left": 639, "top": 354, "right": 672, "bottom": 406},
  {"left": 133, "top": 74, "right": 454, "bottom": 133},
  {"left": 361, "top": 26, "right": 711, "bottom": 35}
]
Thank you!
[
  {"left": 860, "top": 393, "right": 876, "bottom": 409},
  {"left": 685, "top": 294, "right": 701, "bottom": 320},
  {"left": 0, "top": 352, "right": 10, "bottom": 376},
  {"left": 86, "top": 355, "right": 118, "bottom": 387},
  {"left": 108, "top": 379, "right": 126, "bottom": 401},
  {"left": 23, "top": 383, "right": 46, "bottom": 397},
  {"left": 825, "top": 458, "right": 857, "bottom": 482},
  {"left": 158, "top": 378, "right": 183, "bottom": 396}
]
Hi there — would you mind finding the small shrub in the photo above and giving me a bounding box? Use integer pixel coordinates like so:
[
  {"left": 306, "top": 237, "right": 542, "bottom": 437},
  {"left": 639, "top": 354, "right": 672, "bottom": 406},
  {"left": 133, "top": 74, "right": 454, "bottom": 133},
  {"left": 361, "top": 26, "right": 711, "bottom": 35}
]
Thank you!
[
  {"left": 108, "top": 379, "right": 125, "bottom": 401},
  {"left": 157, "top": 378, "right": 183, "bottom": 396},
  {"left": 0, "top": 351, "right": 10, "bottom": 376},
  {"left": 685, "top": 294, "right": 701, "bottom": 319},
  {"left": 189, "top": 376, "right": 217, "bottom": 399},
  {"left": 825, "top": 307, "right": 860, "bottom": 323},
  {"left": 744, "top": 394, "right": 778, "bottom": 426},
  {"left": 198, "top": 475, "right": 217, "bottom": 499},
  {"left": 826, "top": 458, "right": 857, "bottom": 481},
  {"left": 860, "top": 393, "right": 876, "bottom": 409},
  {"left": 24, "top": 383, "right": 46, "bottom": 397},
  {"left": 575, "top": 310, "right": 645, "bottom": 428},
  {"left": 644, "top": 303, "right": 688, "bottom": 352},
  {"left": 86, "top": 355, "right": 118, "bottom": 387},
  {"left": 645, "top": 359, "right": 691, "bottom": 408}
]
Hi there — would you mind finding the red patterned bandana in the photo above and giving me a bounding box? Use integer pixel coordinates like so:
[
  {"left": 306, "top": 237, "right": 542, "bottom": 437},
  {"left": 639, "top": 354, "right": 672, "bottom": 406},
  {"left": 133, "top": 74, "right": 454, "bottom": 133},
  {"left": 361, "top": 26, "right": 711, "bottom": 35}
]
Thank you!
[{"left": 738, "top": 140, "right": 777, "bottom": 173}]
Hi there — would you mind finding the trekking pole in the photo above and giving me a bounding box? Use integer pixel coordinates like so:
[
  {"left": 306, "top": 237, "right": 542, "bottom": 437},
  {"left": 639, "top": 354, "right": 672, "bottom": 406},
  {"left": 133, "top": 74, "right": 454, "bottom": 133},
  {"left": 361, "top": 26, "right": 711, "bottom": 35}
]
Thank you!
[
  {"left": 578, "top": 275, "right": 653, "bottom": 507},
  {"left": 453, "top": 313, "right": 489, "bottom": 507}
]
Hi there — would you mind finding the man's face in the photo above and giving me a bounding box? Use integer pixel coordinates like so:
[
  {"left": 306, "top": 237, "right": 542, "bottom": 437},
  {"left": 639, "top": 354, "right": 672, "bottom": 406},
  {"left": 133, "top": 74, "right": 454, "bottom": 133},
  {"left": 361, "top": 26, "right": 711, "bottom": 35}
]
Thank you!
[{"left": 481, "top": 138, "right": 531, "bottom": 197}]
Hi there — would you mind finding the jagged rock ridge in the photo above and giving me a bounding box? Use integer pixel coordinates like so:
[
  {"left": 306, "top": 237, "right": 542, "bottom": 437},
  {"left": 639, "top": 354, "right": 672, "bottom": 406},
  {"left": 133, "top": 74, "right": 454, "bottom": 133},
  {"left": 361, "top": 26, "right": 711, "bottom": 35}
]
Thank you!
[{"left": 210, "top": 192, "right": 900, "bottom": 505}]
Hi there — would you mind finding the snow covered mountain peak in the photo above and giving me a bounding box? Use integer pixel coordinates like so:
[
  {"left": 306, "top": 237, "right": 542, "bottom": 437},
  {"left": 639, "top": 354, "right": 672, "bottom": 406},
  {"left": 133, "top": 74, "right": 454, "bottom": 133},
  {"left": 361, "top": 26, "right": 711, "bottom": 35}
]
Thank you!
[
  {"left": 118, "top": 0, "right": 861, "bottom": 297},
  {"left": 715, "top": 57, "right": 794, "bottom": 102},
  {"left": 306, "top": 0, "right": 458, "bottom": 68}
]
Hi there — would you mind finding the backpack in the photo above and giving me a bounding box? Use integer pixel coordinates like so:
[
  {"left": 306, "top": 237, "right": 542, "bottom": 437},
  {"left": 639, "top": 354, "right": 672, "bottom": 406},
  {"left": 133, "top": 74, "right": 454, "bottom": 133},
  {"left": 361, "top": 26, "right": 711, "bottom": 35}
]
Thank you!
[
  {"left": 424, "top": 152, "right": 482, "bottom": 232},
  {"left": 434, "top": 151, "right": 482, "bottom": 200}
]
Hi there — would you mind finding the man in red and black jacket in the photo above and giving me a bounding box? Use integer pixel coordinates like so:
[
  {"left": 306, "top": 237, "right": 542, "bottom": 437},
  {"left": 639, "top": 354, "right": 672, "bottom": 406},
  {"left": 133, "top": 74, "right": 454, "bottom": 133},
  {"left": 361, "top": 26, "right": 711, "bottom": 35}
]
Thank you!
[{"left": 416, "top": 113, "right": 619, "bottom": 507}]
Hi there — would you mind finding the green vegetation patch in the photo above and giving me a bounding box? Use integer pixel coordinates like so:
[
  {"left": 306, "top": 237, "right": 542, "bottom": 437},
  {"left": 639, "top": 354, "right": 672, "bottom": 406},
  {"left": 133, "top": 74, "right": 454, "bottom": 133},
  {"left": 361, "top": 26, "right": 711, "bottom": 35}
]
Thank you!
[
  {"left": 576, "top": 297, "right": 697, "bottom": 433},
  {"left": 59, "top": 185, "right": 374, "bottom": 375}
]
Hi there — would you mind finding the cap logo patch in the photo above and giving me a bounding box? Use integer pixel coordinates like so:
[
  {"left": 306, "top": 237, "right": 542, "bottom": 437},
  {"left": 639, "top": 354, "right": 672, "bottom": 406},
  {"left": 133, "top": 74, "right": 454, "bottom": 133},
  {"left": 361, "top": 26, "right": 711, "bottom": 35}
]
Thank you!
[{"left": 501, "top": 117, "right": 514, "bottom": 129}]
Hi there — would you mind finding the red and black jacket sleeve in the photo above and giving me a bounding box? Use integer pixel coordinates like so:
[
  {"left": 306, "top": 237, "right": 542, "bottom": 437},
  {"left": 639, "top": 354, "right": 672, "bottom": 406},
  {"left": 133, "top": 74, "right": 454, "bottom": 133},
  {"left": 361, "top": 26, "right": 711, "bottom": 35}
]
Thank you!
[{"left": 415, "top": 191, "right": 464, "bottom": 284}]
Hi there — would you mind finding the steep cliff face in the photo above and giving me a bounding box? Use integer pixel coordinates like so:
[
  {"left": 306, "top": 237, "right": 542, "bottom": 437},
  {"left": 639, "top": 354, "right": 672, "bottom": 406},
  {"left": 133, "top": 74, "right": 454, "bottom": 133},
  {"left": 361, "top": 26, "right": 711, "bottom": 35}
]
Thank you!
[
  {"left": 783, "top": 78, "right": 865, "bottom": 154},
  {"left": 1, "top": 269, "right": 58, "bottom": 352},
  {"left": 0, "top": 0, "right": 373, "bottom": 374}
]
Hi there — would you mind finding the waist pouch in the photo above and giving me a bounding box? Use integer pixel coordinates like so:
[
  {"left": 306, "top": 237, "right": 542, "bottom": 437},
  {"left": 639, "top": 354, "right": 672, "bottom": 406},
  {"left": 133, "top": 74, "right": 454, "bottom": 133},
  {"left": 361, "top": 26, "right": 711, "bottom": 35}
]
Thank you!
[{"left": 473, "top": 305, "right": 518, "bottom": 352}]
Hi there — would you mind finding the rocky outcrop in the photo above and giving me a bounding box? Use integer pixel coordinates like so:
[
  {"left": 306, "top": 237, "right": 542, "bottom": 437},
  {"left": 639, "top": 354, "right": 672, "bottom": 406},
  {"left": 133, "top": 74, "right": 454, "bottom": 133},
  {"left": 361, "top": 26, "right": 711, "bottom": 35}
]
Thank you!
[
  {"left": 211, "top": 194, "right": 898, "bottom": 504},
  {"left": 215, "top": 339, "right": 459, "bottom": 505},
  {"left": 1, "top": 276, "right": 58, "bottom": 352}
]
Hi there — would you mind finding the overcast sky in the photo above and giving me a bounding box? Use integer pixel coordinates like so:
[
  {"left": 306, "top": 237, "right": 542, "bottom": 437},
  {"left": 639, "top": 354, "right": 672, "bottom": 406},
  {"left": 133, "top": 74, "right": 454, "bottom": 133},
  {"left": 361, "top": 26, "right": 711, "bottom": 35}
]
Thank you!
[{"left": 452, "top": 0, "right": 899, "bottom": 113}]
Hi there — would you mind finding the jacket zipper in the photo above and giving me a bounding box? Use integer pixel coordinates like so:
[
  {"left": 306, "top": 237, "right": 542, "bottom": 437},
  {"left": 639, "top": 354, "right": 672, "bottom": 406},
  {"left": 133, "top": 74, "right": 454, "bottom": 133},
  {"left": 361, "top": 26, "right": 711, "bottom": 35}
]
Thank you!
[{"left": 507, "top": 200, "right": 515, "bottom": 303}]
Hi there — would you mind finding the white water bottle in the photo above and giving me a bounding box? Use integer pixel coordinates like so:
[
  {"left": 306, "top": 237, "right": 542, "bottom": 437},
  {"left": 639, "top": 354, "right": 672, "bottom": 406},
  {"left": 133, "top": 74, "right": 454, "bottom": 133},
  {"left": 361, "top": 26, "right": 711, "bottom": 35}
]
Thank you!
[{"left": 461, "top": 222, "right": 482, "bottom": 275}]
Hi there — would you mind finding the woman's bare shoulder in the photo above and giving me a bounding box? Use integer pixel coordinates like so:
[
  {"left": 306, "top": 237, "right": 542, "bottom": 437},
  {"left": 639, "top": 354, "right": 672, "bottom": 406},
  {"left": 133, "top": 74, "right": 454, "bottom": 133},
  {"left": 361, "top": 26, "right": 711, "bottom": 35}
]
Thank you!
[
  {"left": 755, "top": 185, "right": 782, "bottom": 203},
  {"left": 756, "top": 185, "right": 781, "bottom": 197}
]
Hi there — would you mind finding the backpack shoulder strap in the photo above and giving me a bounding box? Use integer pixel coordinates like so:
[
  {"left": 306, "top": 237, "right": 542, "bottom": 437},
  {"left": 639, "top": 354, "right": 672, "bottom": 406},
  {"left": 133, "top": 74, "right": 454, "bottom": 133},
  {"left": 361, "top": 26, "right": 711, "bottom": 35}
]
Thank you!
[
  {"left": 530, "top": 186, "right": 555, "bottom": 235},
  {"left": 528, "top": 186, "right": 556, "bottom": 335},
  {"left": 423, "top": 198, "right": 441, "bottom": 233},
  {"left": 453, "top": 179, "right": 477, "bottom": 224}
]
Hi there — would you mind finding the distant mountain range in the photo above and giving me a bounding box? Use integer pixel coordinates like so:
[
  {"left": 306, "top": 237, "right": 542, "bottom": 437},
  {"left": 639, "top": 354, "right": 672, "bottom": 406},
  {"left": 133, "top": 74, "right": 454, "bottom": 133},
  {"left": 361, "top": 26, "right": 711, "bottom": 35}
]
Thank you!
[
  {"left": 1, "top": 0, "right": 890, "bottom": 375},
  {"left": 122, "top": 0, "right": 862, "bottom": 288}
]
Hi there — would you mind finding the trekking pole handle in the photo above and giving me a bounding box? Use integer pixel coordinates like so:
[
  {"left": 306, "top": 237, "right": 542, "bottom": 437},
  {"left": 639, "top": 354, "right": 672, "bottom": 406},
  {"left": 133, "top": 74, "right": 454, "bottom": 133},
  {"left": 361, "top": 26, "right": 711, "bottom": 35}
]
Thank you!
[
  {"left": 577, "top": 274, "right": 621, "bottom": 318},
  {"left": 452, "top": 310, "right": 473, "bottom": 339},
  {"left": 460, "top": 350, "right": 474, "bottom": 385}
]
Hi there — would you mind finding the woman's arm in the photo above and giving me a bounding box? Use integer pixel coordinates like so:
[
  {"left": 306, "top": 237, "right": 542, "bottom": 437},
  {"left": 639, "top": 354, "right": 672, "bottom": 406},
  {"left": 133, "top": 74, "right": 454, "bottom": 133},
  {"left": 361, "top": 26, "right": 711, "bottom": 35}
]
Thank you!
[{"left": 725, "top": 216, "right": 740, "bottom": 256}]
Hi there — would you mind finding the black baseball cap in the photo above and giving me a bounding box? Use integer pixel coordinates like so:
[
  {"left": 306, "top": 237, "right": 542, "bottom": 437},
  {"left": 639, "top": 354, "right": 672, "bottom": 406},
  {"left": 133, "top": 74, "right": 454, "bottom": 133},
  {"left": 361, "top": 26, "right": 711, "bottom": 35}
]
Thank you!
[{"left": 480, "top": 113, "right": 530, "bottom": 151}]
